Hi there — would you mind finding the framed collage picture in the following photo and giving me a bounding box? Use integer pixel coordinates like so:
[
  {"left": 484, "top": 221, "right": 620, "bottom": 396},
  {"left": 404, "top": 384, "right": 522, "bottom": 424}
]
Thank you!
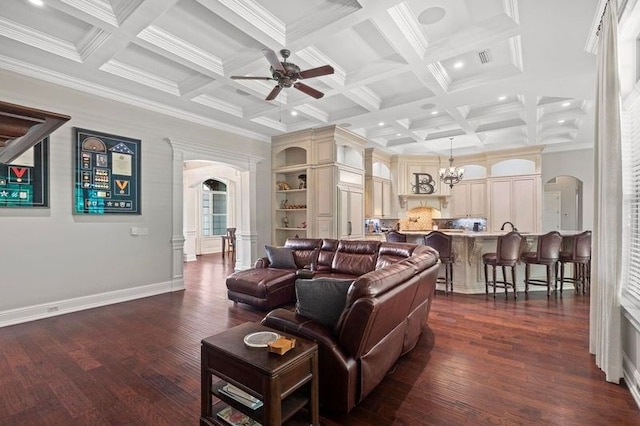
[
  {"left": 0, "top": 138, "right": 49, "bottom": 208},
  {"left": 73, "top": 128, "right": 141, "bottom": 215}
]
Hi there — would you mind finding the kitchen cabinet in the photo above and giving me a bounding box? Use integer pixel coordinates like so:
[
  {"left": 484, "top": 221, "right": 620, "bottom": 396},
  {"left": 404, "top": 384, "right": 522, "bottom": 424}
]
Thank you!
[
  {"left": 450, "top": 179, "right": 486, "bottom": 218},
  {"left": 338, "top": 186, "right": 364, "bottom": 240},
  {"left": 488, "top": 175, "right": 540, "bottom": 233},
  {"left": 366, "top": 177, "right": 392, "bottom": 218}
]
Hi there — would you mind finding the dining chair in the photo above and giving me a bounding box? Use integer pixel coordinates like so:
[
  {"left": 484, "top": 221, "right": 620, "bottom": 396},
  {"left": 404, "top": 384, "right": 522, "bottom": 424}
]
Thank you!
[{"left": 222, "top": 227, "right": 236, "bottom": 262}]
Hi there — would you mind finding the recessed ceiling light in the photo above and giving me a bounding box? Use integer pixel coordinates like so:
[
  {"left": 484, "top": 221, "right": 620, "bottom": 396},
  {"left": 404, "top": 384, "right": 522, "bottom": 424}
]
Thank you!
[
  {"left": 29, "top": 0, "right": 44, "bottom": 5},
  {"left": 378, "top": 122, "right": 384, "bottom": 127},
  {"left": 558, "top": 119, "right": 565, "bottom": 123},
  {"left": 498, "top": 95, "right": 507, "bottom": 101},
  {"left": 453, "top": 61, "right": 464, "bottom": 69},
  {"left": 431, "top": 111, "right": 438, "bottom": 115},
  {"left": 396, "top": 133, "right": 402, "bottom": 137},
  {"left": 562, "top": 102, "right": 571, "bottom": 107},
  {"left": 290, "top": 110, "right": 298, "bottom": 116}
]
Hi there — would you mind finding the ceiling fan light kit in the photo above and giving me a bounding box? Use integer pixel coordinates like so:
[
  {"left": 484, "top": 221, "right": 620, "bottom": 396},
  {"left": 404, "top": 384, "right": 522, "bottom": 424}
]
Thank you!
[{"left": 231, "top": 48, "right": 334, "bottom": 101}]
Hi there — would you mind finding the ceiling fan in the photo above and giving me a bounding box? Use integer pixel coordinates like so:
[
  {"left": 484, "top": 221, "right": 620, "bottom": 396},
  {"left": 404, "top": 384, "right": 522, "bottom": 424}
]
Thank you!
[{"left": 231, "top": 48, "right": 334, "bottom": 101}]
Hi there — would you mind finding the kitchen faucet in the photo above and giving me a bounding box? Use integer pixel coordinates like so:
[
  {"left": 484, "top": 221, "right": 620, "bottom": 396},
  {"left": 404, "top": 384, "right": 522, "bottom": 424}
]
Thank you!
[{"left": 500, "top": 221, "right": 518, "bottom": 232}]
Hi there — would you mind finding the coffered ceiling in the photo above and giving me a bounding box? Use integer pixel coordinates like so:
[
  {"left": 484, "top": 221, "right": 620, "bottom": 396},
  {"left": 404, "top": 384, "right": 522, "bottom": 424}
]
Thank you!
[{"left": 0, "top": 0, "right": 600, "bottom": 157}]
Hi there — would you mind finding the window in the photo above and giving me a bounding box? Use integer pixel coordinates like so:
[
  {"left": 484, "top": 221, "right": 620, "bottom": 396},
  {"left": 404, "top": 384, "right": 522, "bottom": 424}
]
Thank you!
[
  {"left": 622, "top": 90, "right": 640, "bottom": 303},
  {"left": 202, "top": 179, "right": 227, "bottom": 236}
]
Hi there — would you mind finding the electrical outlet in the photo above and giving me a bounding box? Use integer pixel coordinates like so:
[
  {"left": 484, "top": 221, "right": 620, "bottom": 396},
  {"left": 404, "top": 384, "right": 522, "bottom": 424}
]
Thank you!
[{"left": 131, "top": 227, "right": 138, "bottom": 236}]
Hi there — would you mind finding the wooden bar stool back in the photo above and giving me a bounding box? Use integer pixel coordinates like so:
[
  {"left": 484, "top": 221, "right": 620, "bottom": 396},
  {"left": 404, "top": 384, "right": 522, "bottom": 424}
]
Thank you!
[
  {"left": 424, "top": 231, "right": 454, "bottom": 294},
  {"left": 221, "top": 227, "right": 236, "bottom": 262},
  {"left": 482, "top": 231, "right": 523, "bottom": 299},
  {"left": 521, "top": 231, "right": 563, "bottom": 296},
  {"left": 558, "top": 230, "right": 592, "bottom": 294}
]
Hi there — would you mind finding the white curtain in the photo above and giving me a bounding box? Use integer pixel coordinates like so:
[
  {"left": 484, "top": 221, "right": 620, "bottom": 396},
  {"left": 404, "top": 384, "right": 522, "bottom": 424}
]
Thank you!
[{"left": 590, "top": 0, "right": 623, "bottom": 383}]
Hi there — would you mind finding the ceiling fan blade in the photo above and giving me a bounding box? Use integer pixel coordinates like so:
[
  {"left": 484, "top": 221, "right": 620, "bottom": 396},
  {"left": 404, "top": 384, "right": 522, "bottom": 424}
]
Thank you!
[
  {"left": 293, "top": 82, "right": 324, "bottom": 99},
  {"left": 262, "top": 48, "right": 285, "bottom": 72},
  {"left": 265, "top": 85, "right": 283, "bottom": 101},
  {"left": 299, "top": 65, "right": 334, "bottom": 79},
  {"left": 230, "top": 76, "right": 273, "bottom": 81}
]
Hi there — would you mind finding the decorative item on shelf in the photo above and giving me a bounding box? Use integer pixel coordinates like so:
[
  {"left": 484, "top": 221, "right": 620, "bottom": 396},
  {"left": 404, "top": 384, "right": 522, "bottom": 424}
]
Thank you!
[
  {"left": 411, "top": 173, "right": 435, "bottom": 194},
  {"left": 298, "top": 173, "right": 307, "bottom": 189},
  {"left": 280, "top": 198, "right": 288, "bottom": 209},
  {"left": 277, "top": 181, "right": 291, "bottom": 190},
  {"left": 439, "top": 137, "right": 464, "bottom": 189},
  {"left": 282, "top": 216, "right": 289, "bottom": 228},
  {"left": 301, "top": 221, "right": 307, "bottom": 228}
]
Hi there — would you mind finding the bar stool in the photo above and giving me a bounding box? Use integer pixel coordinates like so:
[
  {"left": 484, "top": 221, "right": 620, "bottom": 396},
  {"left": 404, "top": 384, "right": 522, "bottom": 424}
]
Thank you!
[
  {"left": 385, "top": 231, "right": 407, "bottom": 243},
  {"left": 482, "top": 231, "right": 523, "bottom": 299},
  {"left": 521, "top": 231, "right": 563, "bottom": 297},
  {"left": 424, "top": 231, "right": 454, "bottom": 294},
  {"left": 558, "top": 230, "right": 592, "bottom": 294}
]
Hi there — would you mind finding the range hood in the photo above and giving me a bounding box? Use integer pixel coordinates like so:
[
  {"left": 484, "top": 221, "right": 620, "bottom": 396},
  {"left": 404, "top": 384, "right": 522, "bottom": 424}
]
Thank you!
[{"left": 0, "top": 101, "right": 70, "bottom": 164}]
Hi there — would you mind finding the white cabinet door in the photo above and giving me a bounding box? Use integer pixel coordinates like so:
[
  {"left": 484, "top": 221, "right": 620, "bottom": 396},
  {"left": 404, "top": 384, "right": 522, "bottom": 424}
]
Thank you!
[
  {"left": 450, "top": 180, "right": 486, "bottom": 217},
  {"left": 513, "top": 177, "right": 537, "bottom": 232},
  {"left": 338, "top": 187, "right": 364, "bottom": 239},
  {"left": 372, "top": 179, "right": 383, "bottom": 217},
  {"left": 469, "top": 181, "right": 487, "bottom": 217},
  {"left": 451, "top": 183, "right": 470, "bottom": 217},
  {"left": 382, "top": 180, "right": 391, "bottom": 217},
  {"left": 488, "top": 176, "right": 539, "bottom": 232},
  {"left": 489, "top": 179, "right": 513, "bottom": 231}
]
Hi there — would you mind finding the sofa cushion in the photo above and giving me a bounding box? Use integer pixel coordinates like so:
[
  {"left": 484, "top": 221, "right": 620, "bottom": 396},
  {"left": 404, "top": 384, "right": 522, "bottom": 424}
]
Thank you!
[
  {"left": 265, "top": 245, "right": 297, "bottom": 269},
  {"left": 295, "top": 278, "right": 353, "bottom": 328},
  {"left": 331, "top": 241, "right": 380, "bottom": 276}
]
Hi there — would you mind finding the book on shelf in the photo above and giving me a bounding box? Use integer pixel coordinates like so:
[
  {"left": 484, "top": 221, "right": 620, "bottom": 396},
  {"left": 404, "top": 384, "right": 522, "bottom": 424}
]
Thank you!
[
  {"left": 216, "top": 406, "right": 261, "bottom": 426},
  {"left": 219, "top": 384, "right": 263, "bottom": 409}
]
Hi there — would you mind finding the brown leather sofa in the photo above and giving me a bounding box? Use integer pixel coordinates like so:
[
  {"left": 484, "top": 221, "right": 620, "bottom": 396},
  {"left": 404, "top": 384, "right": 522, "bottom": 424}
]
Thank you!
[{"left": 227, "top": 238, "right": 440, "bottom": 413}]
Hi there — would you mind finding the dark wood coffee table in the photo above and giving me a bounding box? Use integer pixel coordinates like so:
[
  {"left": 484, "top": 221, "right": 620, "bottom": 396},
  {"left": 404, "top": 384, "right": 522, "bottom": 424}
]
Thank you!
[{"left": 200, "top": 322, "right": 319, "bottom": 426}]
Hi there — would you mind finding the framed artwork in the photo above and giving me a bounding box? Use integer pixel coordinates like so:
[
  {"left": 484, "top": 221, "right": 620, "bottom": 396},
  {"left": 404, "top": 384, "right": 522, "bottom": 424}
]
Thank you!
[
  {"left": 74, "top": 128, "right": 141, "bottom": 215},
  {"left": 0, "top": 138, "right": 49, "bottom": 207}
]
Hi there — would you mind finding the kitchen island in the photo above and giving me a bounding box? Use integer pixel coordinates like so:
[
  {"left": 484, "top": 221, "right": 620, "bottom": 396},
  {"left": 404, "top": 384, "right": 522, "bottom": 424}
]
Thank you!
[{"left": 402, "top": 230, "right": 582, "bottom": 294}]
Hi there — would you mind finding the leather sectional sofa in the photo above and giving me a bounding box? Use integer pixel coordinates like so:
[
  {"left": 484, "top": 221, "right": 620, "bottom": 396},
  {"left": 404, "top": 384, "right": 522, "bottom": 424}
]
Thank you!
[{"left": 226, "top": 238, "right": 440, "bottom": 413}]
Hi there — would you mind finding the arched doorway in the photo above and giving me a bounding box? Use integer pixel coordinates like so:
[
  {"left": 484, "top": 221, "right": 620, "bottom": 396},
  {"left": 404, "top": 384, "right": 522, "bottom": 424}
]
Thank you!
[
  {"left": 168, "top": 138, "right": 263, "bottom": 286},
  {"left": 543, "top": 175, "right": 583, "bottom": 231}
]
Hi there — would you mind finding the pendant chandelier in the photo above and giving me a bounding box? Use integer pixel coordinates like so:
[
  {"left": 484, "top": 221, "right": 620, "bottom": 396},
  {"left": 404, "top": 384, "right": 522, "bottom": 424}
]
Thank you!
[{"left": 439, "top": 137, "right": 464, "bottom": 189}]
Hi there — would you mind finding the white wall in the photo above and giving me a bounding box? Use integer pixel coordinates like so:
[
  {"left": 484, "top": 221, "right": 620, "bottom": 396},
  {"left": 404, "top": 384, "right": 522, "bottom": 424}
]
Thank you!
[
  {"left": 0, "top": 69, "right": 272, "bottom": 325},
  {"left": 541, "top": 149, "right": 594, "bottom": 231}
]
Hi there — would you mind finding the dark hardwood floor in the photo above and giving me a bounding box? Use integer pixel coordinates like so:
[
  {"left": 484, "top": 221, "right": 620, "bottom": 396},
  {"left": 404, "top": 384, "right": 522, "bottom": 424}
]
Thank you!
[{"left": 0, "top": 254, "right": 638, "bottom": 425}]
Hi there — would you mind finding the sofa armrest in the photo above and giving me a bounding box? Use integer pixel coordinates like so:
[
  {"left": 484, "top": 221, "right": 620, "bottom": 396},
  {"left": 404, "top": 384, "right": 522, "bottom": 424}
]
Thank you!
[
  {"left": 254, "top": 256, "right": 270, "bottom": 268},
  {"left": 295, "top": 269, "right": 315, "bottom": 279},
  {"left": 262, "top": 308, "right": 358, "bottom": 413}
]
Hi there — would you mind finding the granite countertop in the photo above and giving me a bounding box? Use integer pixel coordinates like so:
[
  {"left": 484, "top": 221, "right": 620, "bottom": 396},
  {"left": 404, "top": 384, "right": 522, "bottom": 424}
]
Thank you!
[{"left": 401, "top": 230, "right": 583, "bottom": 237}]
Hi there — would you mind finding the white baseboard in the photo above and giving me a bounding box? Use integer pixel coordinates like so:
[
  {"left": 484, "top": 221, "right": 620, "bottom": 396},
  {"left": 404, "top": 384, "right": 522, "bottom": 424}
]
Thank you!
[
  {"left": 623, "top": 354, "right": 640, "bottom": 409},
  {"left": 0, "top": 281, "right": 183, "bottom": 328}
]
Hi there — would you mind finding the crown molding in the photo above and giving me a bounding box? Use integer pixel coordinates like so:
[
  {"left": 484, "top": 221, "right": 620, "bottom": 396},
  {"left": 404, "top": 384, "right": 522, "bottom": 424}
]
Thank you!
[
  {"left": 77, "top": 28, "right": 112, "bottom": 61},
  {"left": 387, "top": 2, "right": 429, "bottom": 58},
  {"left": 60, "top": 0, "right": 118, "bottom": 27},
  {"left": 217, "top": 0, "right": 285, "bottom": 46},
  {"left": 0, "top": 17, "right": 82, "bottom": 63},
  {"left": 137, "top": 26, "right": 224, "bottom": 76},
  {"left": 99, "top": 60, "right": 180, "bottom": 96},
  {"left": 426, "top": 62, "right": 450, "bottom": 92},
  {"left": 509, "top": 35, "right": 524, "bottom": 72},
  {"left": 250, "top": 116, "right": 287, "bottom": 132},
  {"left": 294, "top": 104, "right": 329, "bottom": 123},
  {"left": 0, "top": 55, "right": 269, "bottom": 142},
  {"left": 349, "top": 86, "right": 382, "bottom": 111},
  {"left": 191, "top": 94, "right": 243, "bottom": 117}
]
